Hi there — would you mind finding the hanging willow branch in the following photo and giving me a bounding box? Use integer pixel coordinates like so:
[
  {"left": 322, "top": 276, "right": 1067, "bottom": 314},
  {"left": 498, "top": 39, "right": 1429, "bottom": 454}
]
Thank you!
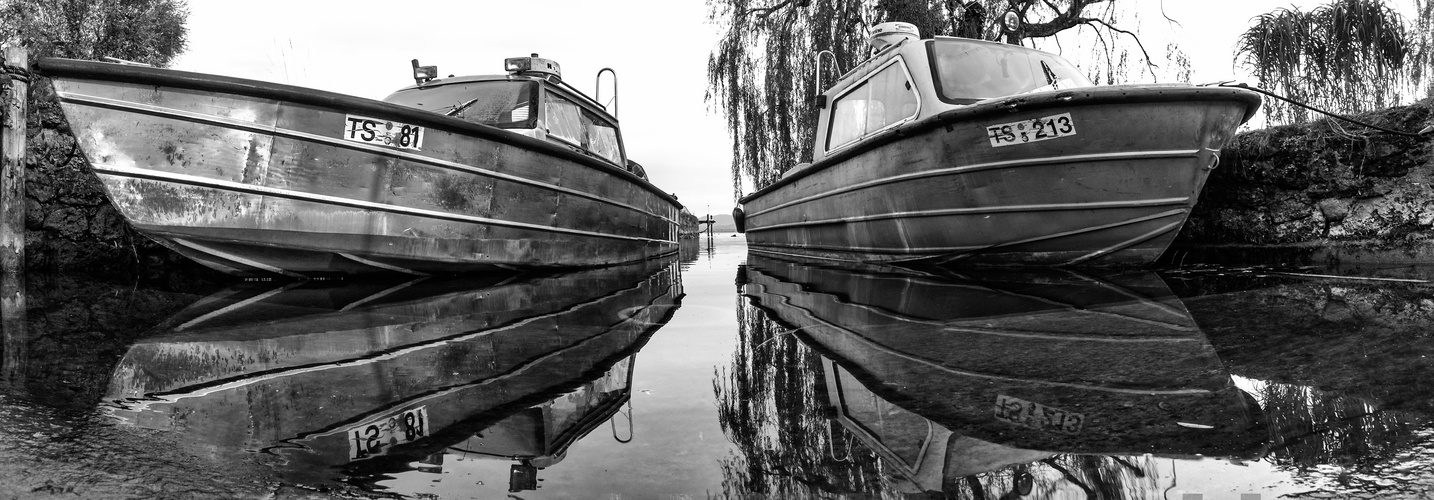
[{"left": 1236, "top": 0, "right": 1432, "bottom": 125}]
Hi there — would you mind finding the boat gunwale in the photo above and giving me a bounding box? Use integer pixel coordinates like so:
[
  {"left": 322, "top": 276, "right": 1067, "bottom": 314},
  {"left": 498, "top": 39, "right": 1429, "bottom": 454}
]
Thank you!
[
  {"left": 32, "top": 57, "right": 682, "bottom": 207},
  {"left": 738, "top": 85, "right": 1262, "bottom": 204}
]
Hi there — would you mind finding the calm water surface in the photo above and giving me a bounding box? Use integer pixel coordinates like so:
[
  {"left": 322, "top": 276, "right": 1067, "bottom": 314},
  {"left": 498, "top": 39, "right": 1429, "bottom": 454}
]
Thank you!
[{"left": 0, "top": 236, "right": 1431, "bottom": 499}]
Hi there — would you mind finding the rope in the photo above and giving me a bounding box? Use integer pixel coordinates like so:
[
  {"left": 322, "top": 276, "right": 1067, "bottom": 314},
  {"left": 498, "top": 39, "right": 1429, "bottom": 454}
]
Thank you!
[{"left": 1219, "top": 82, "right": 1432, "bottom": 138}]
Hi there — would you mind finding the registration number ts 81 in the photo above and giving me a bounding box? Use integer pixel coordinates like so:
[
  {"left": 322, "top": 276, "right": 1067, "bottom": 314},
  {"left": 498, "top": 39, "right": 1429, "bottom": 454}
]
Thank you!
[
  {"left": 986, "top": 112, "right": 1076, "bottom": 147},
  {"left": 348, "top": 406, "right": 429, "bottom": 460},
  {"left": 343, "top": 114, "right": 425, "bottom": 150}
]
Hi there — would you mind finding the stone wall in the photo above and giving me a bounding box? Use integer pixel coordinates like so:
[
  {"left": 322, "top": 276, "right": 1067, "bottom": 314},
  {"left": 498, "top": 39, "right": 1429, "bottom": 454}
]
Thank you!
[
  {"left": 21, "top": 79, "right": 208, "bottom": 278},
  {"left": 1174, "top": 97, "right": 1434, "bottom": 263}
]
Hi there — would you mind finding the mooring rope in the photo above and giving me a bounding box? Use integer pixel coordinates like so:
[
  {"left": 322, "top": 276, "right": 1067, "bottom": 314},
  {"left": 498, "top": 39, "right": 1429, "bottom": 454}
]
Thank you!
[{"left": 1217, "top": 82, "right": 1433, "bottom": 138}]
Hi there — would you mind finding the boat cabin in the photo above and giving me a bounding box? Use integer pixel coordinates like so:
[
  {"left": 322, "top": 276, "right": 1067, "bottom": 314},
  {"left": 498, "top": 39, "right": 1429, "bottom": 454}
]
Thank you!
[
  {"left": 811, "top": 23, "right": 1093, "bottom": 163},
  {"left": 383, "top": 54, "right": 628, "bottom": 171}
]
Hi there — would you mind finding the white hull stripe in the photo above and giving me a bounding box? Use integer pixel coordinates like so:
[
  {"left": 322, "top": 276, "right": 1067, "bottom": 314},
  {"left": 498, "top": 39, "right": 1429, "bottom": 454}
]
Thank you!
[
  {"left": 755, "top": 208, "right": 1187, "bottom": 256},
  {"left": 170, "top": 237, "right": 308, "bottom": 278},
  {"left": 1061, "top": 220, "right": 1184, "bottom": 266},
  {"left": 94, "top": 165, "right": 670, "bottom": 244},
  {"left": 746, "top": 149, "right": 1201, "bottom": 219},
  {"left": 747, "top": 197, "right": 1191, "bottom": 232},
  {"left": 57, "top": 91, "right": 678, "bottom": 225},
  {"left": 337, "top": 253, "right": 430, "bottom": 276}
]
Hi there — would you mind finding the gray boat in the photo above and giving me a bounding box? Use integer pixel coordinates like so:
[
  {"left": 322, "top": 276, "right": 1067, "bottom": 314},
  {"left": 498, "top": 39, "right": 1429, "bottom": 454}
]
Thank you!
[
  {"left": 736, "top": 23, "right": 1260, "bottom": 266},
  {"left": 38, "top": 54, "right": 681, "bottom": 277}
]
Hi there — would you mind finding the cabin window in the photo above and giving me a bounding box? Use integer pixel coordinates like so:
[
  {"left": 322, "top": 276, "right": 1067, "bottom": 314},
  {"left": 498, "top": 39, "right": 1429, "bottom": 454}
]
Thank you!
[
  {"left": 543, "top": 90, "right": 624, "bottom": 165},
  {"left": 545, "top": 92, "right": 586, "bottom": 146},
  {"left": 928, "top": 39, "right": 1093, "bottom": 104},
  {"left": 826, "top": 59, "right": 920, "bottom": 151},
  {"left": 383, "top": 81, "right": 538, "bottom": 129},
  {"left": 587, "top": 119, "right": 621, "bottom": 164}
]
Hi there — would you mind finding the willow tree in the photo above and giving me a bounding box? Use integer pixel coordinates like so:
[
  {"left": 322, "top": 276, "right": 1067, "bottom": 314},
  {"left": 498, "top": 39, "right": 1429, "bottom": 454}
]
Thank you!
[
  {"left": 707, "top": 0, "right": 1168, "bottom": 198},
  {"left": 1236, "top": 0, "right": 1434, "bottom": 125},
  {"left": 0, "top": 0, "right": 190, "bottom": 66}
]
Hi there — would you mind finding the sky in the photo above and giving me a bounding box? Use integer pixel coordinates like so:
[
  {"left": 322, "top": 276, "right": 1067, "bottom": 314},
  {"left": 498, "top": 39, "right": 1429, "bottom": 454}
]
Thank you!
[{"left": 170, "top": 0, "right": 1416, "bottom": 216}]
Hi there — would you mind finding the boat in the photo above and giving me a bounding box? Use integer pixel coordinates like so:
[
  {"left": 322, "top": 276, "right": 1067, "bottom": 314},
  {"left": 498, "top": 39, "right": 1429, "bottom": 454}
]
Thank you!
[
  {"left": 35, "top": 54, "right": 682, "bottom": 277},
  {"left": 436, "top": 354, "right": 637, "bottom": 493},
  {"left": 734, "top": 23, "right": 1262, "bottom": 267},
  {"left": 101, "top": 255, "right": 683, "bottom": 487},
  {"left": 738, "top": 253, "right": 1267, "bottom": 490}
]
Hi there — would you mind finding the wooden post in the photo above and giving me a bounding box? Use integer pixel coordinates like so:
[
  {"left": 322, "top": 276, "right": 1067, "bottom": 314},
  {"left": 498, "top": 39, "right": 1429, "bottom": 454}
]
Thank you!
[
  {"left": 0, "top": 46, "right": 27, "bottom": 274},
  {"left": 0, "top": 272, "right": 24, "bottom": 388}
]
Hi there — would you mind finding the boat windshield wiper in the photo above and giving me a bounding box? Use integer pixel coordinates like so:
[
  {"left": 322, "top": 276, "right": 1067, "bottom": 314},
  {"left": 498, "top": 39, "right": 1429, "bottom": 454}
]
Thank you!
[
  {"left": 1040, "top": 60, "right": 1060, "bottom": 90},
  {"left": 443, "top": 97, "right": 482, "bottom": 116}
]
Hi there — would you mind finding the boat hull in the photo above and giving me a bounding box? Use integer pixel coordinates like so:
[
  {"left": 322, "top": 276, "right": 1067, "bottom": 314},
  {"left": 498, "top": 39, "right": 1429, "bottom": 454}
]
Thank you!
[
  {"left": 38, "top": 59, "right": 682, "bottom": 277},
  {"left": 740, "top": 87, "right": 1259, "bottom": 266}
]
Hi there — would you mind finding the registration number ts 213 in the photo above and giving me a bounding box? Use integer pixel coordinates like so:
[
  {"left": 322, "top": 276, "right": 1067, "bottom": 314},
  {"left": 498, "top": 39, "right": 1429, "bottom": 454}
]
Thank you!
[
  {"left": 343, "top": 114, "right": 425, "bottom": 150},
  {"left": 994, "top": 394, "right": 1084, "bottom": 434},
  {"left": 348, "top": 406, "right": 429, "bottom": 460},
  {"left": 986, "top": 112, "right": 1076, "bottom": 147}
]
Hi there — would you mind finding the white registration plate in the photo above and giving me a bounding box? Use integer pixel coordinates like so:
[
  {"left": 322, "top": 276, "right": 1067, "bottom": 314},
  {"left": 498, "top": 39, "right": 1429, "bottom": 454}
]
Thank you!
[
  {"left": 343, "top": 114, "right": 425, "bottom": 150},
  {"left": 347, "top": 406, "right": 429, "bottom": 460},
  {"left": 986, "top": 112, "right": 1076, "bottom": 147},
  {"left": 994, "top": 395, "right": 1084, "bottom": 434}
]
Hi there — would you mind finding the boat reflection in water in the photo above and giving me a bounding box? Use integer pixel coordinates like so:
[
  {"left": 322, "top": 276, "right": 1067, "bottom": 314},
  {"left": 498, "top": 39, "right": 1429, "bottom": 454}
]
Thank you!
[
  {"left": 101, "top": 256, "right": 682, "bottom": 491},
  {"left": 736, "top": 253, "right": 1265, "bottom": 497}
]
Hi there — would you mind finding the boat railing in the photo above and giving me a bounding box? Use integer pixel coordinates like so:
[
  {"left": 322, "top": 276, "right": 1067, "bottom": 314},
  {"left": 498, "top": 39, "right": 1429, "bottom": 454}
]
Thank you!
[
  {"left": 815, "top": 50, "right": 837, "bottom": 103},
  {"left": 596, "top": 67, "right": 618, "bottom": 118}
]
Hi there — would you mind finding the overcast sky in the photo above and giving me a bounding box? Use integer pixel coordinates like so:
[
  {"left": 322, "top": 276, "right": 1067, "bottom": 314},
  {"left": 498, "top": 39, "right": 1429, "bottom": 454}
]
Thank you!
[{"left": 170, "top": 0, "right": 1408, "bottom": 216}]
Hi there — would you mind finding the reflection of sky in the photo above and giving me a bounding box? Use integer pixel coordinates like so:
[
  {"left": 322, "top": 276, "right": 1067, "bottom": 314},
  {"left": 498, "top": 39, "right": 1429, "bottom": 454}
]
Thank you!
[{"left": 375, "top": 236, "right": 752, "bottom": 498}]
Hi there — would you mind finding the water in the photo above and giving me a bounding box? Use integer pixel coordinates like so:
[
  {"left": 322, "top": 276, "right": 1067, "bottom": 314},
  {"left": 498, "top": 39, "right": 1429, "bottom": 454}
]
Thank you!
[{"left": 0, "top": 236, "right": 1431, "bottom": 499}]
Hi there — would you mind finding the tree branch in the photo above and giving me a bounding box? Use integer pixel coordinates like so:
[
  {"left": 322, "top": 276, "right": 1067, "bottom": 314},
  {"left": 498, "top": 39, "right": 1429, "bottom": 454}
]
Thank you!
[
  {"left": 741, "top": 0, "right": 799, "bottom": 20},
  {"left": 1086, "top": 17, "right": 1159, "bottom": 71}
]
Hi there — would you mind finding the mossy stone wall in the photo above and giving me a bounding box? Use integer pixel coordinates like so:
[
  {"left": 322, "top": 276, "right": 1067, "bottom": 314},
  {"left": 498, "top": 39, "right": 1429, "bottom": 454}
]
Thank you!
[{"left": 1174, "top": 97, "right": 1434, "bottom": 264}]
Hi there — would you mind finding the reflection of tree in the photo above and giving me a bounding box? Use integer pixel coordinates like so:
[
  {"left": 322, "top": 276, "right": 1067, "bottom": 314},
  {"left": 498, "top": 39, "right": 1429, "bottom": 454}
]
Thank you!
[
  {"left": 1238, "top": 376, "right": 1434, "bottom": 497},
  {"left": 1016, "top": 456, "right": 1161, "bottom": 500},
  {"left": 714, "top": 296, "right": 887, "bottom": 498},
  {"left": 719, "top": 295, "right": 1170, "bottom": 499},
  {"left": 1245, "top": 377, "right": 1425, "bottom": 470}
]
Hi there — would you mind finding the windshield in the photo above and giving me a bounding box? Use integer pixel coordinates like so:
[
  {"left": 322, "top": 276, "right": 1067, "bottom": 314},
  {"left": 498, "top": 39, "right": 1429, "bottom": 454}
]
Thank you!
[
  {"left": 384, "top": 81, "right": 538, "bottom": 129},
  {"left": 928, "top": 39, "right": 1092, "bottom": 103}
]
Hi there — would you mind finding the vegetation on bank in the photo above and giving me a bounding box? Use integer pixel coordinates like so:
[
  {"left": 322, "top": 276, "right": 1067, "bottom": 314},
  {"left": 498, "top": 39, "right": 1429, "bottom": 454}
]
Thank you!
[
  {"left": 0, "top": 0, "right": 189, "bottom": 66},
  {"left": 1237, "top": 0, "right": 1433, "bottom": 124}
]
